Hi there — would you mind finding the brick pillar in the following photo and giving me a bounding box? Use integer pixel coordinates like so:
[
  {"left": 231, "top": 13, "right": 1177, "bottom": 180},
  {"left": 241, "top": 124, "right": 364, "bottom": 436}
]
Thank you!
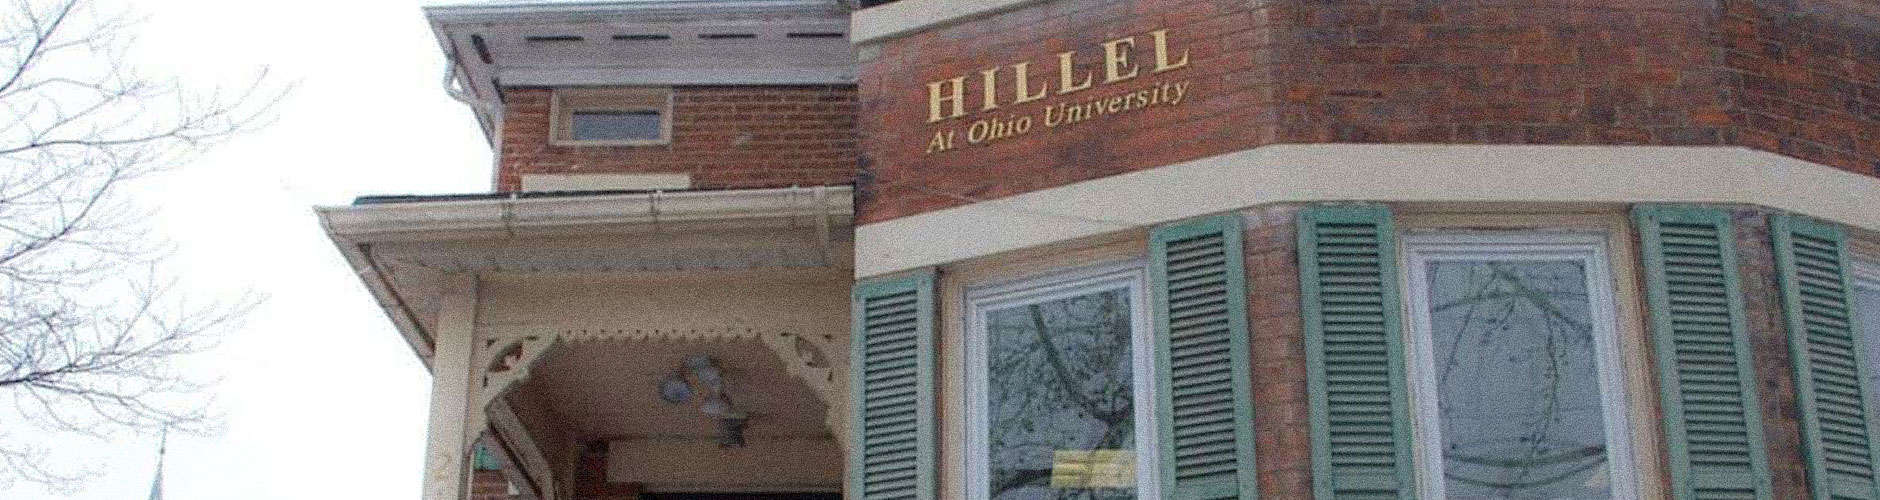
[{"left": 1237, "top": 204, "right": 1314, "bottom": 496}]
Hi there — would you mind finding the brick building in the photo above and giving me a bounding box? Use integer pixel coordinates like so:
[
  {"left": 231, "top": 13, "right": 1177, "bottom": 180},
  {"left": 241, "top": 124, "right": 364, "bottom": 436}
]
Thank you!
[{"left": 318, "top": 0, "right": 1880, "bottom": 498}]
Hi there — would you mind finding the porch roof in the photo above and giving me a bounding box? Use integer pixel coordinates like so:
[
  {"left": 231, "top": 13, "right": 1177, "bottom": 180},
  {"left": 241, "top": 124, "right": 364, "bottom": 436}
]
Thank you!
[{"left": 314, "top": 185, "right": 854, "bottom": 368}]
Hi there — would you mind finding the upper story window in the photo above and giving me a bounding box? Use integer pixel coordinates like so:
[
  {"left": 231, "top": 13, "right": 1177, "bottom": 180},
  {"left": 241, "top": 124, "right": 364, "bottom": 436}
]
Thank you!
[
  {"left": 965, "top": 263, "right": 1158, "bottom": 500},
  {"left": 550, "top": 87, "right": 672, "bottom": 146},
  {"left": 1401, "top": 232, "right": 1637, "bottom": 498}
]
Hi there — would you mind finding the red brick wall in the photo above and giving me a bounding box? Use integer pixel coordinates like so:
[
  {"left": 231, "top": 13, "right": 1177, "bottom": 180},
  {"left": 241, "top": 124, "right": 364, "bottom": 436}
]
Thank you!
[
  {"left": 497, "top": 86, "right": 858, "bottom": 192},
  {"left": 1237, "top": 204, "right": 1311, "bottom": 496},
  {"left": 1723, "top": 0, "right": 1880, "bottom": 175},
  {"left": 855, "top": 0, "right": 1880, "bottom": 223}
]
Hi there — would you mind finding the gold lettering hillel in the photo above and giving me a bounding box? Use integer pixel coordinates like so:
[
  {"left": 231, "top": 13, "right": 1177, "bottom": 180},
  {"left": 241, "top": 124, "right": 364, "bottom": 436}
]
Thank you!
[
  {"left": 978, "top": 67, "right": 1000, "bottom": 111},
  {"left": 920, "top": 27, "right": 1196, "bottom": 154},
  {"left": 1150, "top": 29, "right": 1188, "bottom": 73},
  {"left": 927, "top": 76, "right": 967, "bottom": 123},
  {"left": 1056, "top": 51, "right": 1093, "bottom": 95},
  {"left": 1011, "top": 61, "right": 1048, "bottom": 104},
  {"left": 1101, "top": 37, "right": 1138, "bottom": 84}
]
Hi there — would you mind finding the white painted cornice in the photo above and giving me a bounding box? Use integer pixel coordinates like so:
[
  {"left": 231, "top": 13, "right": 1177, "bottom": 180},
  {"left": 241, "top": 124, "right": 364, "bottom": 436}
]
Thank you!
[{"left": 854, "top": 144, "right": 1880, "bottom": 278}]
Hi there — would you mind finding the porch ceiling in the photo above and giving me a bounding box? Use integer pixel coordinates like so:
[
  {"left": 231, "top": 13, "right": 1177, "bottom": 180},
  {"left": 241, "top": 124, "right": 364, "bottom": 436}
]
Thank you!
[{"left": 519, "top": 337, "right": 834, "bottom": 441}]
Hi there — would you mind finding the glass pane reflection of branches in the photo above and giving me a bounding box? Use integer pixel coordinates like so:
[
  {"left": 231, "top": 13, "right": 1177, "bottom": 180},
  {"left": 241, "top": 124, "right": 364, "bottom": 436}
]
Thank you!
[
  {"left": 1423, "top": 260, "right": 1613, "bottom": 499},
  {"left": 1857, "top": 283, "right": 1880, "bottom": 410},
  {"left": 984, "top": 287, "right": 1136, "bottom": 500}
]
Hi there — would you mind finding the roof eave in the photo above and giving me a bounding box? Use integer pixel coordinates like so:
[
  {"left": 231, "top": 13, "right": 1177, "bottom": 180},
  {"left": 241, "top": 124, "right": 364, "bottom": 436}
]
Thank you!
[
  {"left": 315, "top": 185, "right": 856, "bottom": 369},
  {"left": 424, "top": 0, "right": 850, "bottom": 25}
]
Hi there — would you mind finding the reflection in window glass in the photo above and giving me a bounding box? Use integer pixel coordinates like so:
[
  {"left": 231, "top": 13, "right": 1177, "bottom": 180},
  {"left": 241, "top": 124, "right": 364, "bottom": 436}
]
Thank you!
[
  {"left": 1857, "top": 278, "right": 1880, "bottom": 405},
  {"left": 983, "top": 287, "right": 1135, "bottom": 500},
  {"left": 1421, "top": 260, "right": 1613, "bottom": 499},
  {"left": 571, "top": 110, "right": 662, "bottom": 141}
]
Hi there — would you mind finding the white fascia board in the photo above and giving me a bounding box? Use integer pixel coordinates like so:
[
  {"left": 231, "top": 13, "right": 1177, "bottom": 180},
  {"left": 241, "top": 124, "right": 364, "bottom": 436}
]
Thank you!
[
  {"left": 497, "top": 66, "right": 856, "bottom": 86},
  {"left": 317, "top": 186, "right": 854, "bottom": 366}
]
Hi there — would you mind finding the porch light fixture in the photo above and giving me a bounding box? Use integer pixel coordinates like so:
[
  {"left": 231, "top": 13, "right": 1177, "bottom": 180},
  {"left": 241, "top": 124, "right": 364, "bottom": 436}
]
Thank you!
[
  {"left": 660, "top": 355, "right": 750, "bottom": 447},
  {"left": 658, "top": 372, "right": 692, "bottom": 404}
]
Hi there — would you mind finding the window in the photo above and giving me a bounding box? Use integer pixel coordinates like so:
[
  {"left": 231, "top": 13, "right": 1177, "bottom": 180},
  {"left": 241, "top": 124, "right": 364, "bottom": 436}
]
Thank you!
[
  {"left": 1856, "top": 257, "right": 1880, "bottom": 406},
  {"left": 550, "top": 87, "right": 672, "bottom": 145},
  {"left": 1402, "top": 232, "right": 1637, "bottom": 499},
  {"left": 965, "top": 263, "right": 1159, "bottom": 500}
]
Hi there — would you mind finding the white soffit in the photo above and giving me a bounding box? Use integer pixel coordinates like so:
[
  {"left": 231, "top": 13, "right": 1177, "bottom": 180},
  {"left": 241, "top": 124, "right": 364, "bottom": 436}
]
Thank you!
[{"left": 853, "top": 144, "right": 1880, "bottom": 278}]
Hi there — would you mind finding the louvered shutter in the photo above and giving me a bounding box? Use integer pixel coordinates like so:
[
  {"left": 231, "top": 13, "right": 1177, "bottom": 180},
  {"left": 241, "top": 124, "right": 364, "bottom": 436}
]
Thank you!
[
  {"left": 1772, "top": 214, "right": 1880, "bottom": 500},
  {"left": 849, "top": 270, "right": 936, "bottom": 500},
  {"left": 1150, "top": 215, "right": 1259, "bottom": 500},
  {"left": 1633, "top": 205, "right": 1773, "bottom": 499},
  {"left": 1298, "top": 205, "right": 1415, "bottom": 499}
]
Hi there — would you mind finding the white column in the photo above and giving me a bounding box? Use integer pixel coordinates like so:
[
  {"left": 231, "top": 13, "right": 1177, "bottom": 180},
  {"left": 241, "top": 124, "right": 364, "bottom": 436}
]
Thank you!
[{"left": 422, "top": 273, "right": 479, "bottom": 500}]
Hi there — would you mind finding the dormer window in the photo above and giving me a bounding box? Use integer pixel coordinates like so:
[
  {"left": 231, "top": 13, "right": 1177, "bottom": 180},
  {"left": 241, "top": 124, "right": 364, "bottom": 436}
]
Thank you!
[{"left": 550, "top": 87, "right": 672, "bottom": 146}]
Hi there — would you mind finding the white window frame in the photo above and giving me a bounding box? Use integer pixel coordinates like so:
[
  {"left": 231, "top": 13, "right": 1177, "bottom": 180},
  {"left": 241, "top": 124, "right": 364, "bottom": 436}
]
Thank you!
[
  {"left": 1400, "top": 231, "right": 1639, "bottom": 499},
  {"left": 963, "top": 261, "right": 1161, "bottom": 500},
  {"left": 1854, "top": 254, "right": 1879, "bottom": 400},
  {"left": 549, "top": 86, "right": 674, "bottom": 146},
  {"left": 1855, "top": 255, "right": 1879, "bottom": 295}
]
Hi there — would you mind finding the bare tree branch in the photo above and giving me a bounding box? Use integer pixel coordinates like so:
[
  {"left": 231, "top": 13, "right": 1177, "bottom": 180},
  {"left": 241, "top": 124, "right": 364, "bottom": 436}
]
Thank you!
[{"left": 0, "top": 0, "right": 283, "bottom": 492}]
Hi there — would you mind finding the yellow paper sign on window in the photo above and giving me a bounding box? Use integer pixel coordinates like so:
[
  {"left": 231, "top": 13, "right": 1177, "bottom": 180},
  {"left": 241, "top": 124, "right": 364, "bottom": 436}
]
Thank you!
[{"left": 1050, "top": 449, "right": 1134, "bottom": 489}]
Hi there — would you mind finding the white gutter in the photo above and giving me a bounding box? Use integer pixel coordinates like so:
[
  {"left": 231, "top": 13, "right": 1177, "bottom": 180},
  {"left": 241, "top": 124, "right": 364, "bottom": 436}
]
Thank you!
[{"left": 316, "top": 185, "right": 854, "bottom": 368}]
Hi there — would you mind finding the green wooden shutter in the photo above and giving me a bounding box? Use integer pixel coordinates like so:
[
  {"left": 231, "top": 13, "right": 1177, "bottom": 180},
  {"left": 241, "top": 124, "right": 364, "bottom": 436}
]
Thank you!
[
  {"left": 1633, "top": 205, "right": 1773, "bottom": 499},
  {"left": 849, "top": 270, "right": 936, "bottom": 500},
  {"left": 1151, "top": 215, "right": 1259, "bottom": 500},
  {"left": 1298, "top": 205, "right": 1415, "bottom": 499},
  {"left": 1772, "top": 214, "right": 1880, "bottom": 500}
]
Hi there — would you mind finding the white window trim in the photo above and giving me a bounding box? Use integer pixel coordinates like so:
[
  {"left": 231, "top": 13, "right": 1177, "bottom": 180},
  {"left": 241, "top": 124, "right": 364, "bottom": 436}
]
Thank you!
[
  {"left": 962, "top": 260, "right": 1161, "bottom": 500},
  {"left": 548, "top": 87, "right": 674, "bottom": 147},
  {"left": 1854, "top": 255, "right": 1879, "bottom": 291},
  {"left": 1400, "top": 231, "right": 1639, "bottom": 499}
]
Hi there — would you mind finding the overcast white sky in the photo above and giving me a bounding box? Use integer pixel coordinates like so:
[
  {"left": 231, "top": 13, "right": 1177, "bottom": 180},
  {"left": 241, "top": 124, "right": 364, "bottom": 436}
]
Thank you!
[{"left": 1, "top": 0, "right": 488, "bottom": 498}]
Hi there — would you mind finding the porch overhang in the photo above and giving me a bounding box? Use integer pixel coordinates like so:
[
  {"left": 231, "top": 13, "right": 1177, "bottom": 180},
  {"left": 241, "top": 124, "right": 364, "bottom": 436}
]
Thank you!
[{"left": 315, "top": 185, "right": 855, "bottom": 369}]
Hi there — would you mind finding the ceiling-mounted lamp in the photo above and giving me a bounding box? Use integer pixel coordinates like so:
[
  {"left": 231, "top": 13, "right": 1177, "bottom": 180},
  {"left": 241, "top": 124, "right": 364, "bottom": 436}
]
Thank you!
[
  {"left": 685, "top": 355, "right": 725, "bottom": 392},
  {"left": 658, "top": 372, "right": 692, "bottom": 404},
  {"left": 660, "top": 355, "right": 751, "bottom": 448}
]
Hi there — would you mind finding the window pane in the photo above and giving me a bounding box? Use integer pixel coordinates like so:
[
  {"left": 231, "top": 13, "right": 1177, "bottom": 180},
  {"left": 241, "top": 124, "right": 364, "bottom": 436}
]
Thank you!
[
  {"left": 1858, "top": 280, "right": 1880, "bottom": 405},
  {"left": 983, "top": 287, "right": 1135, "bottom": 500},
  {"left": 571, "top": 110, "right": 662, "bottom": 141},
  {"left": 1423, "top": 260, "right": 1613, "bottom": 499}
]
